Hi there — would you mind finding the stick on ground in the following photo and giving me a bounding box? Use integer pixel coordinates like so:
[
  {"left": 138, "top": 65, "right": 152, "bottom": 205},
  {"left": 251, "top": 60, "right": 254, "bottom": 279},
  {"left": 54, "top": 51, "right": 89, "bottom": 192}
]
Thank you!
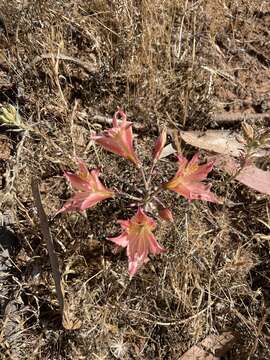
[{"left": 31, "top": 178, "right": 64, "bottom": 315}]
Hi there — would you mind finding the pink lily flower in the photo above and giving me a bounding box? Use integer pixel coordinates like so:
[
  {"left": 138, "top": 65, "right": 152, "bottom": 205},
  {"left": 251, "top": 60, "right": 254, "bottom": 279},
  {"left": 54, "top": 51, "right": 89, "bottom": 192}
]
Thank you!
[
  {"left": 163, "top": 153, "right": 222, "bottom": 203},
  {"left": 57, "top": 159, "right": 114, "bottom": 213},
  {"left": 153, "top": 128, "right": 167, "bottom": 162},
  {"left": 108, "top": 208, "right": 166, "bottom": 276},
  {"left": 92, "top": 110, "right": 139, "bottom": 165}
]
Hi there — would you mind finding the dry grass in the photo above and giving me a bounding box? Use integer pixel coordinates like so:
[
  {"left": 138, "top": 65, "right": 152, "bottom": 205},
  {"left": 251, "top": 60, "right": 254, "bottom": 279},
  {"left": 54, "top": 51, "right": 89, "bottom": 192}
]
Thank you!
[{"left": 0, "top": 0, "right": 270, "bottom": 359}]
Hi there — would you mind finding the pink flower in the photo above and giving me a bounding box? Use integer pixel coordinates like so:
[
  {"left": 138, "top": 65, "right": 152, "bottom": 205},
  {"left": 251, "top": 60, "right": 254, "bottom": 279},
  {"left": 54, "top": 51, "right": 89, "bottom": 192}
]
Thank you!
[
  {"left": 158, "top": 207, "right": 174, "bottom": 222},
  {"left": 163, "top": 153, "right": 222, "bottom": 203},
  {"left": 57, "top": 159, "right": 114, "bottom": 213},
  {"left": 92, "top": 110, "right": 139, "bottom": 165},
  {"left": 108, "top": 208, "right": 166, "bottom": 276},
  {"left": 153, "top": 128, "right": 167, "bottom": 161}
]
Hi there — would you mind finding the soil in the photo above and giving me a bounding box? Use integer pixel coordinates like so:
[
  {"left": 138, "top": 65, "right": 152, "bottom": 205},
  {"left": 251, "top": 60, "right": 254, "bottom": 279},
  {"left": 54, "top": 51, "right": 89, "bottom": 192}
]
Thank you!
[{"left": 0, "top": 1, "right": 269, "bottom": 359}]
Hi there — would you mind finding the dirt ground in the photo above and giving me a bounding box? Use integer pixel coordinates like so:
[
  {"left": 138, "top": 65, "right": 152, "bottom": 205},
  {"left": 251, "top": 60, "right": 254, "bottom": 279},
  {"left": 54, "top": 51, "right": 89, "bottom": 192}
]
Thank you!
[{"left": 0, "top": 1, "right": 270, "bottom": 359}]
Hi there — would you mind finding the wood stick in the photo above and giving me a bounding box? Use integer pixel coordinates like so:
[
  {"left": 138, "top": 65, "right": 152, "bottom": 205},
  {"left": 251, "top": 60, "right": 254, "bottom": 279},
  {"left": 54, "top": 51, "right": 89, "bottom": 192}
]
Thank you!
[
  {"left": 212, "top": 112, "right": 270, "bottom": 123},
  {"left": 92, "top": 112, "right": 270, "bottom": 131},
  {"left": 31, "top": 178, "right": 64, "bottom": 315}
]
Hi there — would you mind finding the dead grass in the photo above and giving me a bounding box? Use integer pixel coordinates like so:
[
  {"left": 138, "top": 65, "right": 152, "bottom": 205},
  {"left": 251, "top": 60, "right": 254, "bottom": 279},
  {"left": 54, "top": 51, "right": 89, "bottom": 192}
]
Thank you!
[{"left": 0, "top": 0, "right": 270, "bottom": 359}]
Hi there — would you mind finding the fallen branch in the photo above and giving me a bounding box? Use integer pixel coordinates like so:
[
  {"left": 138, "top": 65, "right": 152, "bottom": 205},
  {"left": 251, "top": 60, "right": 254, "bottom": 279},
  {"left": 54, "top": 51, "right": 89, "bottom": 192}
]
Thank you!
[
  {"left": 212, "top": 112, "right": 270, "bottom": 124},
  {"left": 92, "top": 112, "right": 270, "bottom": 132}
]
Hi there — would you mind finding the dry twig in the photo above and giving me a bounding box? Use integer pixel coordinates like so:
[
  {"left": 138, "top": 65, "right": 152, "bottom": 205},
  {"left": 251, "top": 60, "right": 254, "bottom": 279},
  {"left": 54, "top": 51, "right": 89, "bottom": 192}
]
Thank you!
[
  {"left": 212, "top": 112, "right": 270, "bottom": 124},
  {"left": 31, "top": 179, "right": 82, "bottom": 330},
  {"left": 29, "top": 53, "right": 97, "bottom": 75},
  {"left": 31, "top": 179, "right": 64, "bottom": 315}
]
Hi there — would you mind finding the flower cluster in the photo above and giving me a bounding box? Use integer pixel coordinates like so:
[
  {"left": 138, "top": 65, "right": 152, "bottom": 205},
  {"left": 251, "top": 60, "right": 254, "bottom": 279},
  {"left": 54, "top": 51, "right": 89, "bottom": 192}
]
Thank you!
[{"left": 58, "top": 110, "right": 221, "bottom": 276}]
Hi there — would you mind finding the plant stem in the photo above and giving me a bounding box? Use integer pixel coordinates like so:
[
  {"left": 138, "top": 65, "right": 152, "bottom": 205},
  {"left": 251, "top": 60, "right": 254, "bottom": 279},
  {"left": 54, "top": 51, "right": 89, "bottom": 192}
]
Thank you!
[
  {"left": 227, "top": 149, "right": 253, "bottom": 183},
  {"left": 137, "top": 164, "right": 149, "bottom": 191},
  {"left": 146, "top": 160, "right": 157, "bottom": 188},
  {"left": 117, "top": 190, "right": 142, "bottom": 202},
  {"left": 153, "top": 196, "right": 166, "bottom": 208},
  {"left": 141, "top": 187, "right": 163, "bottom": 207}
]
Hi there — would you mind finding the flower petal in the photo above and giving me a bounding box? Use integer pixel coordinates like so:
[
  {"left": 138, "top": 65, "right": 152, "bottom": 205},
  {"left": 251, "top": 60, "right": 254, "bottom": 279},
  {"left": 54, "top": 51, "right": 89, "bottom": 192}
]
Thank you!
[
  {"left": 128, "top": 254, "right": 150, "bottom": 276},
  {"left": 186, "top": 162, "right": 214, "bottom": 182},
  {"left": 118, "top": 219, "right": 131, "bottom": 229},
  {"left": 64, "top": 172, "right": 92, "bottom": 192},
  {"left": 170, "top": 181, "right": 221, "bottom": 203},
  {"left": 136, "top": 208, "right": 156, "bottom": 230},
  {"left": 147, "top": 233, "right": 166, "bottom": 254},
  {"left": 76, "top": 158, "right": 90, "bottom": 178},
  {"left": 79, "top": 192, "right": 113, "bottom": 210},
  {"left": 108, "top": 233, "right": 128, "bottom": 247},
  {"left": 57, "top": 192, "right": 90, "bottom": 214}
]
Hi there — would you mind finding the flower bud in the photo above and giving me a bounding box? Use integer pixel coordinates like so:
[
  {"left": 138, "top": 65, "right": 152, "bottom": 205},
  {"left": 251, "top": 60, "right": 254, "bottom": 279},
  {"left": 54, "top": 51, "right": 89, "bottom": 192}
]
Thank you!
[
  {"left": 153, "top": 127, "right": 167, "bottom": 161},
  {"left": 158, "top": 207, "right": 174, "bottom": 222}
]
